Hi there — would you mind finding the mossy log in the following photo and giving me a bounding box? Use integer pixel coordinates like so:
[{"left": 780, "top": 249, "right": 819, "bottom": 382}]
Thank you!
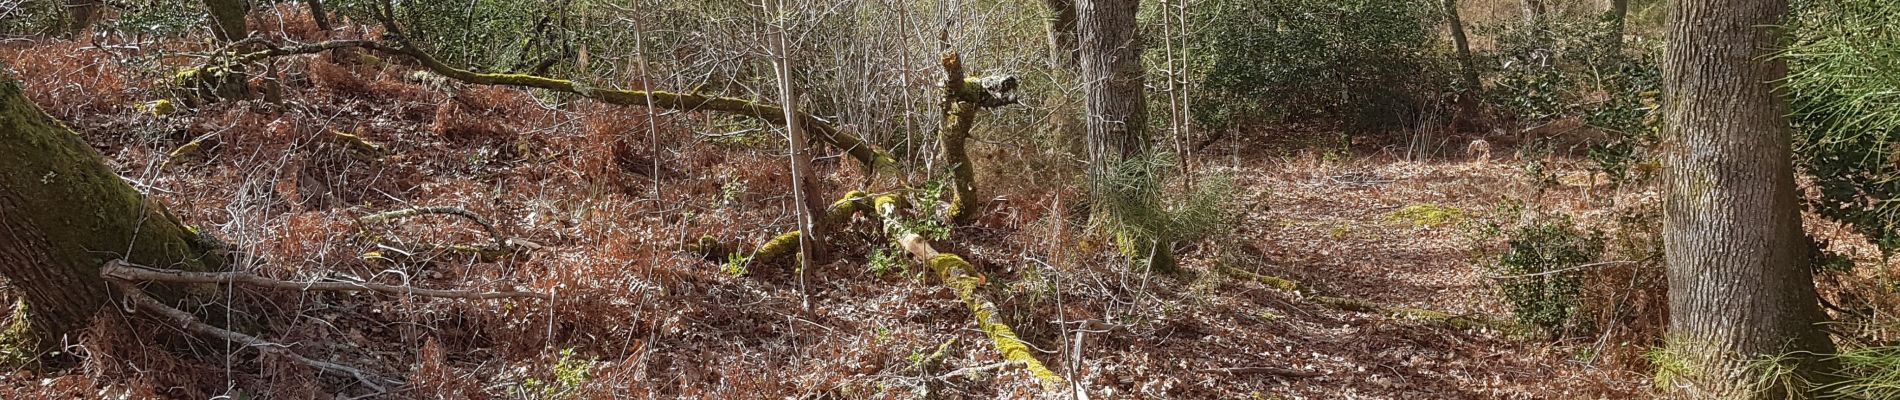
[
  {"left": 357, "top": 39, "right": 898, "bottom": 176},
  {"left": 937, "top": 53, "right": 1019, "bottom": 224},
  {"left": 875, "top": 195, "right": 1066, "bottom": 391},
  {"left": 1216, "top": 265, "right": 1300, "bottom": 293},
  {"left": 0, "top": 69, "right": 224, "bottom": 358},
  {"left": 694, "top": 191, "right": 873, "bottom": 265}
]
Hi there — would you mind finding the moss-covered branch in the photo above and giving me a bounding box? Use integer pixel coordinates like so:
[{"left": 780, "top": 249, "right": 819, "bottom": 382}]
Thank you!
[
  {"left": 876, "top": 194, "right": 1066, "bottom": 391},
  {"left": 694, "top": 191, "right": 874, "bottom": 265},
  {"left": 937, "top": 53, "right": 1020, "bottom": 223},
  {"left": 357, "top": 39, "right": 898, "bottom": 176}
]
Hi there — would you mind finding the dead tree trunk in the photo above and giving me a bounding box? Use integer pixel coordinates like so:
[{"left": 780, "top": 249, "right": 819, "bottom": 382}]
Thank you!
[
  {"left": 1659, "top": 0, "right": 1839, "bottom": 396},
  {"left": 0, "top": 71, "right": 223, "bottom": 358},
  {"left": 1606, "top": 0, "right": 1628, "bottom": 55},
  {"left": 204, "top": 0, "right": 250, "bottom": 42}
]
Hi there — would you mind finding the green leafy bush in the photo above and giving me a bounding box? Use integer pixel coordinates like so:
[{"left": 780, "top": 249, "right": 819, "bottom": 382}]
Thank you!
[
  {"left": 1186, "top": 0, "right": 1446, "bottom": 132},
  {"left": 1478, "top": 212, "right": 1605, "bottom": 331}
]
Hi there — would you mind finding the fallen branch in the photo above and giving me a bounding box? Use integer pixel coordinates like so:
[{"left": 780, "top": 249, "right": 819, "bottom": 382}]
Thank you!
[
  {"left": 876, "top": 195, "right": 1067, "bottom": 391},
  {"left": 694, "top": 191, "right": 874, "bottom": 265},
  {"left": 353, "top": 34, "right": 898, "bottom": 176},
  {"left": 111, "top": 281, "right": 397, "bottom": 394},
  {"left": 358, "top": 206, "right": 506, "bottom": 248},
  {"left": 103, "top": 260, "right": 551, "bottom": 300},
  {"left": 1215, "top": 265, "right": 1300, "bottom": 293}
]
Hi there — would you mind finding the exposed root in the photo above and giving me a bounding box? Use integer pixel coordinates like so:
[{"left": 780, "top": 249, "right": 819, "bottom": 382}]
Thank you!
[{"left": 103, "top": 260, "right": 551, "bottom": 300}]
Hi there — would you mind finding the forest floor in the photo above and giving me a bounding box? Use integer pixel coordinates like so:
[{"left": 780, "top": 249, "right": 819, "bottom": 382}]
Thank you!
[{"left": 1, "top": 28, "right": 1653, "bottom": 399}]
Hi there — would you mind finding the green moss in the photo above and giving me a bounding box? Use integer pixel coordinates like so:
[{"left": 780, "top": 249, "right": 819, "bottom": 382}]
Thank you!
[
  {"left": 1385, "top": 203, "right": 1465, "bottom": 227},
  {"left": 1217, "top": 266, "right": 1300, "bottom": 292},
  {"left": 0, "top": 300, "right": 38, "bottom": 369},
  {"left": 753, "top": 230, "right": 802, "bottom": 264},
  {"left": 0, "top": 71, "right": 222, "bottom": 349}
]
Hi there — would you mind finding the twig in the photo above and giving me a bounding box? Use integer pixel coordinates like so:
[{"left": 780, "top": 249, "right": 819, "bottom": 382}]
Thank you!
[
  {"left": 934, "top": 361, "right": 1025, "bottom": 381},
  {"left": 359, "top": 206, "right": 508, "bottom": 248},
  {"left": 1486, "top": 260, "right": 1641, "bottom": 280},
  {"left": 1211, "top": 366, "right": 1323, "bottom": 378},
  {"left": 111, "top": 282, "right": 397, "bottom": 394},
  {"left": 103, "top": 260, "right": 551, "bottom": 300}
]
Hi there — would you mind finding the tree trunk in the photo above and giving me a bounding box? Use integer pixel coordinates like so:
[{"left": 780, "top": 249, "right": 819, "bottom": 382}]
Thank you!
[
  {"left": 204, "top": 0, "right": 250, "bottom": 42},
  {"left": 1606, "top": 0, "right": 1628, "bottom": 55},
  {"left": 1445, "top": 0, "right": 1482, "bottom": 131},
  {"left": 305, "top": 0, "right": 332, "bottom": 31},
  {"left": 65, "top": 0, "right": 104, "bottom": 37},
  {"left": 1521, "top": 0, "right": 1547, "bottom": 21},
  {"left": 1042, "top": 0, "right": 1080, "bottom": 69},
  {"left": 0, "top": 71, "right": 222, "bottom": 358},
  {"left": 1659, "top": 0, "right": 1838, "bottom": 396},
  {"left": 1077, "top": 0, "right": 1172, "bottom": 271}
]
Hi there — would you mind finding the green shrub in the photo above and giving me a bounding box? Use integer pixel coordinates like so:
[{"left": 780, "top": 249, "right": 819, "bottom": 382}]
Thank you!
[
  {"left": 1186, "top": 0, "right": 1446, "bottom": 132},
  {"left": 1785, "top": 0, "right": 1900, "bottom": 253},
  {"left": 1478, "top": 212, "right": 1605, "bottom": 331}
]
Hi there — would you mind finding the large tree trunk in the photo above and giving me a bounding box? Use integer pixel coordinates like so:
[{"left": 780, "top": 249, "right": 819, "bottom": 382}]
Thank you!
[
  {"left": 1445, "top": 0, "right": 1482, "bottom": 131},
  {"left": 1076, "top": 0, "right": 1172, "bottom": 271},
  {"left": 0, "top": 71, "right": 222, "bottom": 357},
  {"left": 204, "top": 0, "right": 250, "bottom": 42},
  {"left": 1659, "top": 0, "right": 1838, "bottom": 396}
]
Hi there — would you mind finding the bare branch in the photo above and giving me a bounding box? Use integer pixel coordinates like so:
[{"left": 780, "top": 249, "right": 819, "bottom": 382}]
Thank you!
[
  {"left": 112, "top": 282, "right": 397, "bottom": 394},
  {"left": 103, "top": 260, "right": 551, "bottom": 300}
]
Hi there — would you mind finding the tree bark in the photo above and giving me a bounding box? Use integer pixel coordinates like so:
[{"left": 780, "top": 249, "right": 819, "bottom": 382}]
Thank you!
[
  {"left": 65, "top": 0, "right": 104, "bottom": 37},
  {"left": 1077, "top": 0, "right": 1172, "bottom": 271},
  {"left": 0, "top": 70, "right": 222, "bottom": 357},
  {"left": 305, "top": 0, "right": 332, "bottom": 31},
  {"left": 1659, "top": 0, "right": 1838, "bottom": 396},
  {"left": 1445, "top": 0, "right": 1482, "bottom": 131},
  {"left": 768, "top": 0, "right": 827, "bottom": 269},
  {"left": 1606, "top": 0, "right": 1629, "bottom": 55},
  {"left": 204, "top": 0, "right": 250, "bottom": 42}
]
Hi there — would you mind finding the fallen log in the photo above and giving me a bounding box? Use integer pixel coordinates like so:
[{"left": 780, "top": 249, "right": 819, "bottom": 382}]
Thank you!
[{"left": 874, "top": 195, "right": 1066, "bottom": 391}]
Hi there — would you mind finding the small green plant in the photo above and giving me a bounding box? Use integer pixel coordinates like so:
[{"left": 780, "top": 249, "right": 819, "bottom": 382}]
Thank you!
[
  {"left": 721, "top": 252, "right": 748, "bottom": 277},
  {"left": 1386, "top": 203, "right": 1465, "bottom": 227},
  {"left": 1826, "top": 345, "right": 1900, "bottom": 398},
  {"left": 1645, "top": 343, "right": 1697, "bottom": 393},
  {"left": 1479, "top": 212, "right": 1604, "bottom": 331},
  {"left": 867, "top": 247, "right": 903, "bottom": 276},
  {"left": 715, "top": 173, "right": 746, "bottom": 209},
  {"left": 509, "top": 347, "right": 594, "bottom": 400}
]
